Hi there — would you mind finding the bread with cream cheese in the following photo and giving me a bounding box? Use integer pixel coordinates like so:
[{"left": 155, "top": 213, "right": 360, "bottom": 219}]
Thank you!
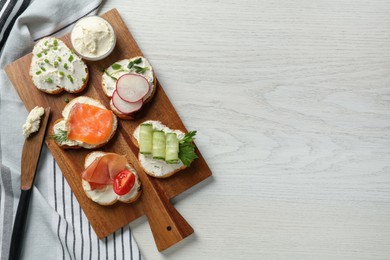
[
  {"left": 82, "top": 151, "right": 142, "bottom": 206},
  {"left": 51, "top": 96, "right": 117, "bottom": 149},
  {"left": 131, "top": 120, "right": 189, "bottom": 178},
  {"left": 101, "top": 56, "right": 157, "bottom": 119},
  {"left": 29, "top": 37, "right": 89, "bottom": 94}
]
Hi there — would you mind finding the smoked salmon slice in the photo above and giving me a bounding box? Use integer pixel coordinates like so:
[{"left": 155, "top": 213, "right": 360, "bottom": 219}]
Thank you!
[
  {"left": 82, "top": 153, "right": 128, "bottom": 190},
  {"left": 67, "top": 103, "right": 113, "bottom": 145}
]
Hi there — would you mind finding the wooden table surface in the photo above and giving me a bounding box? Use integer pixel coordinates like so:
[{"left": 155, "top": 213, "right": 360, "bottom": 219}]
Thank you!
[{"left": 99, "top": 1, "right": 390, "bottom": 259}]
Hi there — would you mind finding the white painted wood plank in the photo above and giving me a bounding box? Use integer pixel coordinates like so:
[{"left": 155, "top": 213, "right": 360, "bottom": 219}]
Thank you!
[{"left": 99, "top": 0, "right": 390, "bottom": 259}]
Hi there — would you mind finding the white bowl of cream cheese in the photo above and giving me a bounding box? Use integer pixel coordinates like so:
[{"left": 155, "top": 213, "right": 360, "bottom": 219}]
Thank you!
[{"left": 70, "top": 16, "right": 116, "bottom": 61}]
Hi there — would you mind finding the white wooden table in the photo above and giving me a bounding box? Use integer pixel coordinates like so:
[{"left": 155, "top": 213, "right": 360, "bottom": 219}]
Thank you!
[{"left": 100, "top": 1, "right": 390, "bottom": 259}]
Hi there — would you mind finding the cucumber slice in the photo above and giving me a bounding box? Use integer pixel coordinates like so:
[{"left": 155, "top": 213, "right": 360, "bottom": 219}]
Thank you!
[
  {"left": 139, "top": 124, "right": 153, "bottom": 154},
  {"left": 152, "top": 130, "right": 166, "bottom": 159},
  {"left": 165, "top": 133, "right": 179, "bottom": 163}
]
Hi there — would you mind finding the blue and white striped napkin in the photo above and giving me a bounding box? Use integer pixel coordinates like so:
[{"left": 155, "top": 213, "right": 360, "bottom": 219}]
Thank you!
[{"left": 0, "top": 0, "right": 144, "bottom": 259}]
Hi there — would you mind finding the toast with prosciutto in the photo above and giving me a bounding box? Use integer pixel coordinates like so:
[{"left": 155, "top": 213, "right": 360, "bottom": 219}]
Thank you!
[
  {"left": 30, "top": 37, "right": 89, "bottom": 94},
  {"left": 82, "top": 151, "right": 142, "bottom": 206},
  {"left": 51, "top": 96, "right": 117, "bottom": 149},
  {"left": 132, "top": 120, "right": 198, "bottom": 178},
  {"left": 101, "top": 56, "right": 156, "bottom": 119}
]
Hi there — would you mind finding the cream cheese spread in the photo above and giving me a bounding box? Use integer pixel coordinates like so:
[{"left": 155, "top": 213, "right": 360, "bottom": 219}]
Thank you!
[
  {"left": 23, "top": 106, "right": 44, "bottom": 138},
  {"left": 71, "top": 16, "right": 115, "bottom": 60}
]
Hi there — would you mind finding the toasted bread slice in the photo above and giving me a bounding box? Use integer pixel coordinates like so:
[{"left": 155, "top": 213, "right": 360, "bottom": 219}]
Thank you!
[
  {"left": 132, "top": 120, "right": 188, "bottom": 178},
  {"left": 52, "top": 96, "right": 117, "bottom": 149},
  {"left": 102, "top": 56, "right": 156, "bottom": 119},
  {"left": 29, "top": 37, "right": 89, "bottom": 94},
  {"left": 82, "top": 151, "right": 142, "bottom": 206}
]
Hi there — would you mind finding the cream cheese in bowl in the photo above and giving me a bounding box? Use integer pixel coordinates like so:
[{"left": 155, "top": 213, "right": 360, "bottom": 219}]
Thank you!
[{"left": 71, "top": 16, "right": 116, "bottom": 61}]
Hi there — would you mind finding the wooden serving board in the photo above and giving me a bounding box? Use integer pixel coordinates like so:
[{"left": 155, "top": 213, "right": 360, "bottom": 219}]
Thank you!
[{"left": 4, "top": 9, "right": 211, "bottom": 251}]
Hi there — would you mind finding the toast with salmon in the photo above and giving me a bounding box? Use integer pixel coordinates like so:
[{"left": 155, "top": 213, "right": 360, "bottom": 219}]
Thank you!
[
  {"left": 29, "top": 37, "right": 89, "bottom": 94},
  {"left": 101, "top": 56, "right": 156, "bottom": 119},
  {"left": 131, "top": 120, "right": 198, "bottom": 178},
  {"left": 51, "top": 96, "right": 117, "bottom": 149},
  {"left": 82, "top": 151, "right": 142, "bottom": 206}
]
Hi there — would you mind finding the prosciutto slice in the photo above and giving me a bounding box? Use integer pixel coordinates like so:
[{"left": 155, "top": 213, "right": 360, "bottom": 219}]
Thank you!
[{"left": 81, "top": 153, "right": 128, "bottom": 189}]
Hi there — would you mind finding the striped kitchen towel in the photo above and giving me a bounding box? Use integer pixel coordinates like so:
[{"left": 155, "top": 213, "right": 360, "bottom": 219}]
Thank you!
[{"left": 0, "top": 0, "right": 144, "bottom": 259}]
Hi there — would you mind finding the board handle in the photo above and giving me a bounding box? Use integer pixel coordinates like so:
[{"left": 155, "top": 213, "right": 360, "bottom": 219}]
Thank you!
[{"left": 141, "top": 175, "right": 193, "bottom": 252}]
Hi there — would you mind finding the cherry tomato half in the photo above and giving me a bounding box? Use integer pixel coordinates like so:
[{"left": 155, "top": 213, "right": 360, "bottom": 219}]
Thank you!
[{"left": 113, "top": 170, "right": 136, "bottom": 195}]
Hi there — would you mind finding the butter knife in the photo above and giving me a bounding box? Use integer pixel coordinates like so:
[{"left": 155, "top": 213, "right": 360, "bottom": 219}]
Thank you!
[{"left": 8, "top": 107, "right": 50, "bottom": 260}]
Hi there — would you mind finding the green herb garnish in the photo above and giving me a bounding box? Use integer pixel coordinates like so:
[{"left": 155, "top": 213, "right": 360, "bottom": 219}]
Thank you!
[
  {"left": 44, "top": 59, "right": 50, "bottom": 64},
  {"left": 57, "top": 57, "right": 62, "bottom": 62},
  {"left": 44, "top": 41, "right": 48, "bottom": 46},
  {"left": 64, "top": 97, "right": 69, "bottom": 103},
  {"left": 45, "top": 78, "right": 53, "bottom": 83},
  {"left": 64, "top": 63, "right": 69, "bottom": 69},
  {"left": 67, "top": 75, "right": 74, "bottom": 83},
  {"left": 82, "top": 78, "right": 86, "bottom": 83},
  {"left": 127, "top": 58, "right": 142, "bottom": 69},
  {"left": 53, "top": 47, "right": 58, "bottom": 50},
  {"left": 37, "top": 53, "right": 42, "bottom": 58},
  {"left": 53, "top": 39, "right": 58, "bottom": 46},
  {"left": 133, "top": 58, "right": 142, "bottom": 64},
  {"left": 49, "top": 129, "right": 68, "bottom": 144},
  {"left": 111, "top": 64, "right": 122, "bottom": 70},
  {"left": 127, "top": 62, "right": 134, "bottom": 69},
  {"left": 54, "top": 61, "right": 58, "bottom": 67},
  {"left": 68, "top": 55, "right": 74, "bottom": 62},
  {"left": 103, "top": 70, "right": 117, "bottom": 80},
  {"left": 43, "top": 51, "right": 47, "bottom": 55},
  {"left": 134, "top": 66, "right": 148, "bottom": 74},
  {"left": 36, "top": 71, "right": 42, "bottom": 75},
  {"left": 178, "top": 131, "right": 198, "bottom": 166},
  {"left": 40, "top": 66, "right": 46, "bottom": 71},
  {"left": 59, "top": 71, "right": 65, "bottom": 77}
]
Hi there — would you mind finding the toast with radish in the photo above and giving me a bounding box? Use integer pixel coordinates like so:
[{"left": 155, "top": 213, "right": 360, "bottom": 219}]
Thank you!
[
  {"left": 30, "top": 37, "right": 89, "bottom": 94},
  {"left": 82, "top": 151, "right": 142, "bottom": 206},
  {"left": 132, "top": 120, "right": 198, "bottom": 178},
  {"left": 102, "top": 56, "right": 156, "bottom": 119},
  {"left": 51, "top": 96, "right": 117, "bottom": 149}
]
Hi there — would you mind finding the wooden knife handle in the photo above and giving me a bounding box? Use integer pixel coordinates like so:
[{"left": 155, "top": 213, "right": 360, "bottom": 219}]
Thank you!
[
  {"left": 141, "top": 175, "right": 194, "bottom": 252},
  {"left": 9, "top": 189, "right": 32, "bottom": 260}
]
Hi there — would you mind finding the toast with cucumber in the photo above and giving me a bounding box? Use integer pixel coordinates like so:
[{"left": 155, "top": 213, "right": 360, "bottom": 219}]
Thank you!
[{"left": 132, "top": 120, "right": 198, "bottom": 178}]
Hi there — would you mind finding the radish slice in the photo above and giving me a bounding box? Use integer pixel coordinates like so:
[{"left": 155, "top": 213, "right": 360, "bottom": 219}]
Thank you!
[
  {"left": 116, "top": 74, "right": 150, "bottom": 103},
  {"left": 112, "top": 91, "right": 143, "bottom": 114}
]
